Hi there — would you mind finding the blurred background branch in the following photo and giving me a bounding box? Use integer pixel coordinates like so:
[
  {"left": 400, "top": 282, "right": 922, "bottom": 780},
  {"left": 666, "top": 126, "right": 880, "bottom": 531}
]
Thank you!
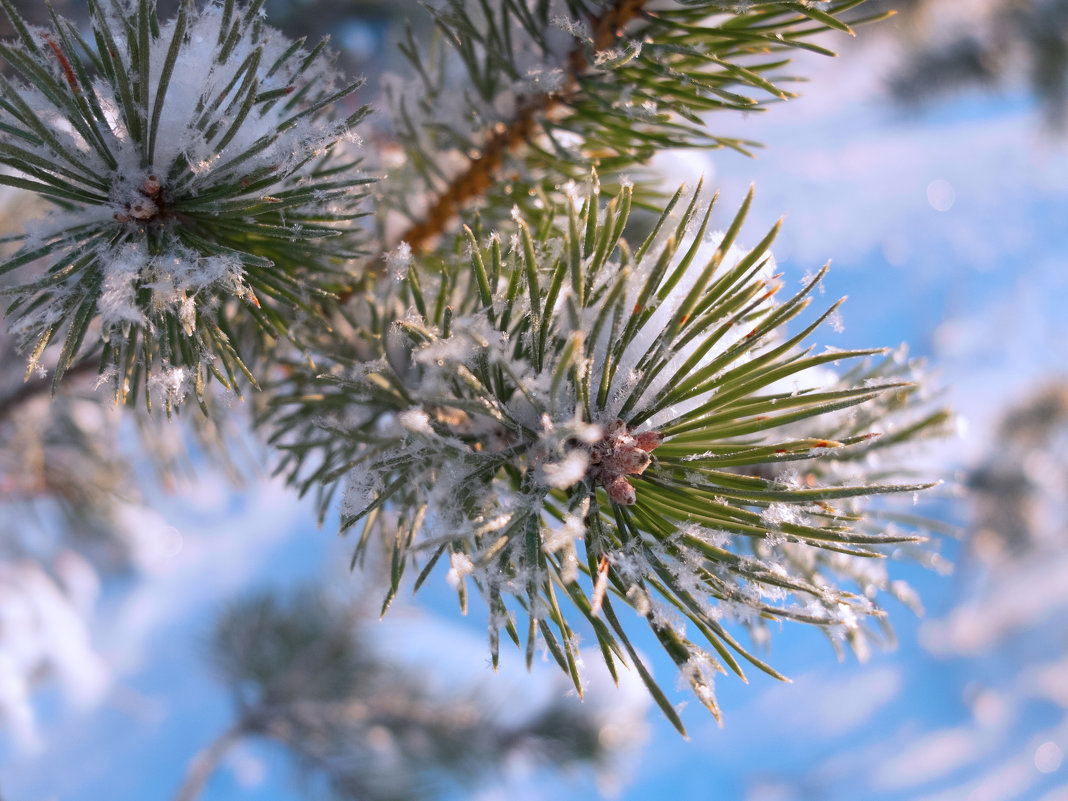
[{"left": 174, "top": 587, "right": 634, "bottom": 801}]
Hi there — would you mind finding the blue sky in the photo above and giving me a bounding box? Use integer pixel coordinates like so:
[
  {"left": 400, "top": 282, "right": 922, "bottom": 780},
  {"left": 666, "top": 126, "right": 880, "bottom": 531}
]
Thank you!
[{"left": 3, "top": 11, "right": 1068, "bottom": 801}]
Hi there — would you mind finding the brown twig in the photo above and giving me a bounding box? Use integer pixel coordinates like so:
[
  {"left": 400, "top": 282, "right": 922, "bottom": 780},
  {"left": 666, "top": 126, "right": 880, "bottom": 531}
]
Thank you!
[
  {"left": 401, "top": 0, "right": 648, "bottom": 253},
  {"left": 348, "top": 0, "right": 650, "bottom": 300},
  {"left": 171, "top": 720, "right": 250, "bottom": 801}
]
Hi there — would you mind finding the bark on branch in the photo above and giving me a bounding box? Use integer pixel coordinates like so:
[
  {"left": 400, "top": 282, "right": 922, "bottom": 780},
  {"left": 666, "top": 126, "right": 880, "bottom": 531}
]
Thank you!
[{"left": 355, "top": 0, "right": 650, "bottom": 293}]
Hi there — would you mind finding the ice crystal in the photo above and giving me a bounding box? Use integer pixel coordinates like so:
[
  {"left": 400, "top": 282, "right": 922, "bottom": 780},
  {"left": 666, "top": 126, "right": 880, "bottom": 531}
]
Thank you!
[
  {"left": 540, "top": 449, "right": 592, "bottom": 490},
  {"left": 445, "top": 552, "right": 475, "bottom": 589},
  {"left": 385, "top": 242, "right": 414, "bottom": 281}
]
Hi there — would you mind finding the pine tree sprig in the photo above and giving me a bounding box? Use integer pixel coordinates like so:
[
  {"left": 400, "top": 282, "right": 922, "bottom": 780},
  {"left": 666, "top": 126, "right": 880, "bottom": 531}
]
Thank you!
[
  {"left": 262, "top": 179, "right": 950, "bottom": 727},
  {"left": 0, "top": 0, "right": 370, "bottom": 405},
  {"left": 198, "top": 588, "right": 617, "bottom": 800},
  {"left": 374, "top": 0, "right": 872, "bottom": 270}
]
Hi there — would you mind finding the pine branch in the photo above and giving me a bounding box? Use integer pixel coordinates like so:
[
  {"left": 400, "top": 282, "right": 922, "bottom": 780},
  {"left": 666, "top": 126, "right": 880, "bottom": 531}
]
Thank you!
[
  {"left": 369, "top": 0, "right": 884, "bottom": 274},
  {"left": 200, "top": 588, "right": 617, "bottom": 798},
  {"left": 0, "top": 0, "right": 951, "bottom": 735},
  {"left": 266, "top": 179, "right": 952, "bottom": 729},
  {"left": 172, "top": 720, "right": 249, "bottom": 801},
  {"left": 0, "top": 0, "right": 371, "bottom": 405},
  {"left": 387, "top": 0, "right": 648, "bottom": 257},
  {"left": 888, "top": 0, "right": 1068, "bottom": 126}
]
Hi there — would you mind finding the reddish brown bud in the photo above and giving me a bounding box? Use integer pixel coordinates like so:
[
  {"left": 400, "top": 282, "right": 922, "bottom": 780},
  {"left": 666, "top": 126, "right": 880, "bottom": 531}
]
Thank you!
[
  {"left": 585, "top": 420, "right": 664, "bottom": 505},
  {"left": 615, "top": 447, "right": 651, "bottom": 476},
  {"left": 632, "top": 430, "right": 664, "bottom": 452},
  {"left": 127, "top": 197, "right": 158, "bottom": 220},
  {"left": 605, "top": 475, "right": 636, "bottom": 506}
]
